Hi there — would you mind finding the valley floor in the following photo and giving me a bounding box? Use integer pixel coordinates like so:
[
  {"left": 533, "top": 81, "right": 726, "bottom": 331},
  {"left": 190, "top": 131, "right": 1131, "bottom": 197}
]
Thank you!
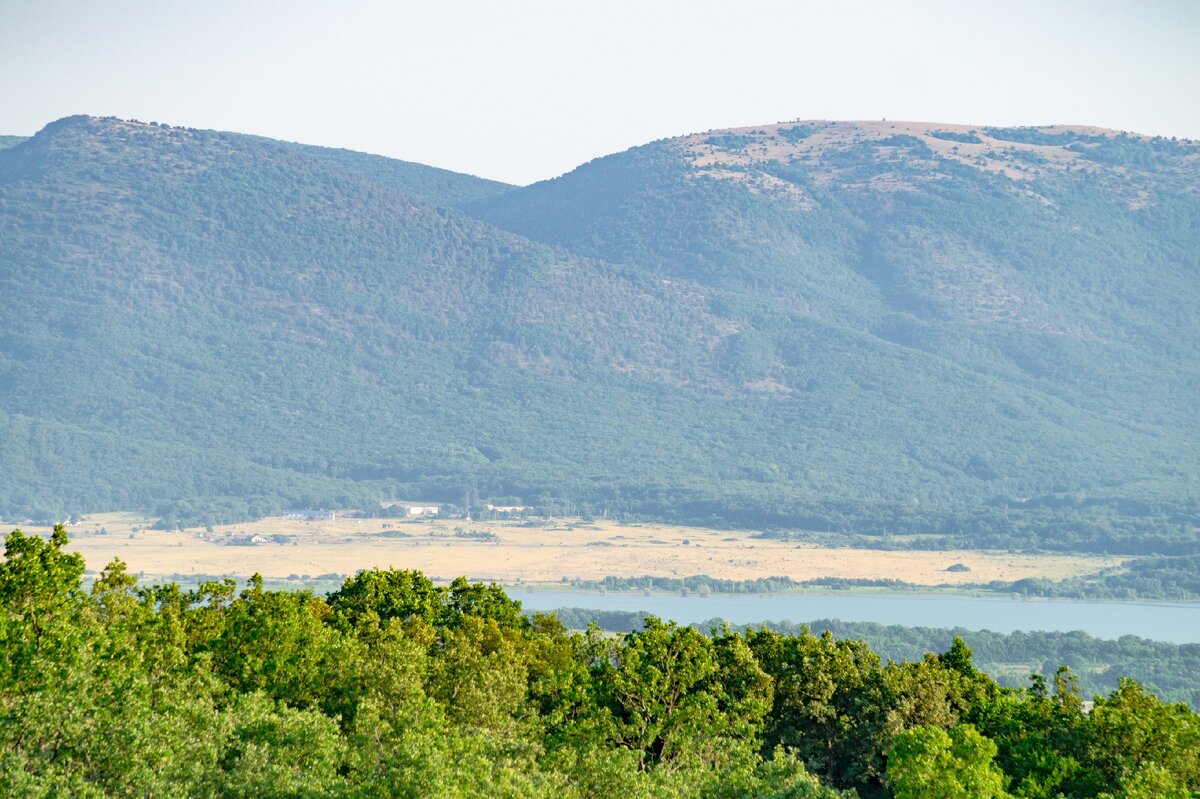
[{"left": 13, "top": 512, "right": 1118, "bottom": 588}]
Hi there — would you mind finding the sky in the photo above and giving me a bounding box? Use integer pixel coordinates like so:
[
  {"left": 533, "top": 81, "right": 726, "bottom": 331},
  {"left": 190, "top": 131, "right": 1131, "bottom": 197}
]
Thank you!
[{"left": 1, "top": 0, "right": 1197, "bottom": 185}]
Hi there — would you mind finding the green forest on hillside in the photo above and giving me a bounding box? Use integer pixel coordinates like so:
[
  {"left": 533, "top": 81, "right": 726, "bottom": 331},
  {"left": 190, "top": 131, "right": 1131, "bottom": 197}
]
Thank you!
[
  {"left": 1, "top": 116, "right": 1197, "bottom": 553},
  {"left": 3, "top": 527, "right": 1198, "bottom": 798}
]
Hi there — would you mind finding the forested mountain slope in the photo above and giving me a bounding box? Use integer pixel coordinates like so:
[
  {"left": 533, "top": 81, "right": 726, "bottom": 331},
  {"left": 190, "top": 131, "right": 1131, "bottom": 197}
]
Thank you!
[
  {"left": 465, "top": 121, "right": 1200, "bottom": 429},
  {"left": 278, "top": 137, "right": 513, "bottom": 208},
  {"left": 463, "top": 120, "right": 1200, "bottom": 542},
  {"left": 0, "top": 116, "right": 733, "bottom": 519},
  {"left": 1, "top": 116, "right": 1197, "bottom": 547}
]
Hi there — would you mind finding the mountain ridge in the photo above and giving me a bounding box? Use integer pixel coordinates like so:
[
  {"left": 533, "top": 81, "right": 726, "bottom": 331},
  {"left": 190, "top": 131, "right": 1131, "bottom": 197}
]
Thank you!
[{"left": 1, "top": 114, "right": 1196, "bottom": 549}]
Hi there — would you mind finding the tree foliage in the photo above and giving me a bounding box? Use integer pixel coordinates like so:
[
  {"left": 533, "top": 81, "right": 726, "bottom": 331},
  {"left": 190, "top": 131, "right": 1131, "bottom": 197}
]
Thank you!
[{"left": 2, "top": 527, "right": 1198, "bottom": 796}]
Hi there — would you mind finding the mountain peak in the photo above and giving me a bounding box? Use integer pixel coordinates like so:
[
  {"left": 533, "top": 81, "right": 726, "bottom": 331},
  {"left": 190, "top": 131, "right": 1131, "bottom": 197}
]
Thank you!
[{"left": 6, "top": 114, "right": 513, "bottom": 209}]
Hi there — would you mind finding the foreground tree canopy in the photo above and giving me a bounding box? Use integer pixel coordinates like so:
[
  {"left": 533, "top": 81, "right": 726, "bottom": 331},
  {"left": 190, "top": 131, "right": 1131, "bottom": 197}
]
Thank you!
[{"left": 1, "top": 528, "right": 1197, "bottom": 798}]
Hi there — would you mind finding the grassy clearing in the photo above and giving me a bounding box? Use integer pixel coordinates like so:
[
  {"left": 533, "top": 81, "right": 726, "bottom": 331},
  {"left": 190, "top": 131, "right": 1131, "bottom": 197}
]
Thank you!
[{"left": 6, "top": 512, "right": 1120, "bottom": 590}]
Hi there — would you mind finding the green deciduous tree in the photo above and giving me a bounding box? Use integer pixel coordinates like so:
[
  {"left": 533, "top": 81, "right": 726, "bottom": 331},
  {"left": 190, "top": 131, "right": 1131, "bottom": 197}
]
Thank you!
[{"left": 887, "top": 723, "right": 1011, "bottom": 799}]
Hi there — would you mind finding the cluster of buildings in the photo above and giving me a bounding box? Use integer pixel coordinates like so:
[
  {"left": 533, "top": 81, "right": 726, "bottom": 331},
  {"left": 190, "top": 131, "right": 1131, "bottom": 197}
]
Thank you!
[{"left": 274, "top": 500, "right": 533, "bottom": 526}]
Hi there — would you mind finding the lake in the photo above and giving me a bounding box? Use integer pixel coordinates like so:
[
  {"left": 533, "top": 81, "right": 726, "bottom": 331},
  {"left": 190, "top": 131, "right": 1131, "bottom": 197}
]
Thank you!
[{"left": 509, "top": 589, "right": 1200, "bottom": 644}]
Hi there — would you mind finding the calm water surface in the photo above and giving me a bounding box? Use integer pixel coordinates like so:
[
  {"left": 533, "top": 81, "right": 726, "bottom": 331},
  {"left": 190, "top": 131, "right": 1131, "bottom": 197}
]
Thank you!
[{"left": 509, "top": 590, "right": 1200, "bottom": 644}]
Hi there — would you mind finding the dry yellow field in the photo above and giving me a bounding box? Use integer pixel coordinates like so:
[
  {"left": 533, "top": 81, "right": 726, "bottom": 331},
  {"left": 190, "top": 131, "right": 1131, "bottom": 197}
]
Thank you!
[{"left": 5, "top": 512, "right": 1120, "bottom": 588}]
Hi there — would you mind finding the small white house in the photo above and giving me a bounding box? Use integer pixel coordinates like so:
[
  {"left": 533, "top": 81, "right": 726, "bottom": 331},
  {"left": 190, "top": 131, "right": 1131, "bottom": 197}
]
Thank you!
[{"left": 379, "top": 501, "right": 441, "bottom": 517}]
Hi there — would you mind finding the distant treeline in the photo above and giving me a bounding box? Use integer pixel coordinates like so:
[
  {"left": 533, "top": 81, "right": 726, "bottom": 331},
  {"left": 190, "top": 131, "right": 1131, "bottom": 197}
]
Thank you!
[
  {"left": 747, "top": 496, "right": 1200, "bottom": 556},
  {"left": 991, "top": 554, "right": 1200, "bottom": 601},
  {"left": 18, "top": 490, "right": 1198, "bottom": 560},
  {"left": 568, "top": 574, "right": 912, "bottom": 594},
  {"left": 571, "top": 553, "right": 1200, "bottom": 602}
]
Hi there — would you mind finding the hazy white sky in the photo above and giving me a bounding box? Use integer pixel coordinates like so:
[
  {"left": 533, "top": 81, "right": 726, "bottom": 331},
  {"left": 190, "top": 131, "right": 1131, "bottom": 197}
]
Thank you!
[{"left": 2, "top": 0, "right": 1197, "bottom": 184}]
